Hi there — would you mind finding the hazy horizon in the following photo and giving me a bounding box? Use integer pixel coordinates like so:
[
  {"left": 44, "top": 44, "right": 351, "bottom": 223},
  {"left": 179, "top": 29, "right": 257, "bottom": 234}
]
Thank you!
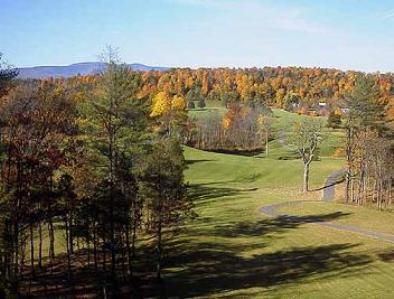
[
  {"left": 14, "top": 61, "right": 394, "bottom": 75},
  {"left": 2, "top": 0, "right": 394, "bottom": 72}
]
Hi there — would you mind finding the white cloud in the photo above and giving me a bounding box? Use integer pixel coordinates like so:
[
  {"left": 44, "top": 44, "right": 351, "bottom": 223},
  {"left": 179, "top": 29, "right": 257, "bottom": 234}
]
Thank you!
[
  {"left": 171, "top": 0, "right": 329, "bottom": 34},
  {"left": 381, "top": 10, "right": 394, "bottom": 21}
]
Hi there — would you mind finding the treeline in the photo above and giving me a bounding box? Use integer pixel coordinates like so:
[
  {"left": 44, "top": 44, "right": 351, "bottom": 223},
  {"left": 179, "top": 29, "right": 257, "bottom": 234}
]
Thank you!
[
  {"left": 68, "top": 66, "right": 394, "bottom": 115},
  {"left": 189, "top": 103, "right": 272, "bottom": 152},
  {"left": 344, "top": 76, "right": 394, "bottom": 209},
  {"left": 0, "top": 57, "right": 192, "bottom": 297}
]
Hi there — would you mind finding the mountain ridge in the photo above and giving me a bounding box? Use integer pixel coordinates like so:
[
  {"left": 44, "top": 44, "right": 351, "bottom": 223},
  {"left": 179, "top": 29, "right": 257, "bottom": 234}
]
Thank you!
[{"left": 16, "top": 62, "right": 170, "bottom": 79}]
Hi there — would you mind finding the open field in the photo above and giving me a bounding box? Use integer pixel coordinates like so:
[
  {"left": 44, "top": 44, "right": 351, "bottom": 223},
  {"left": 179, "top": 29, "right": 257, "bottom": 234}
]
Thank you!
[
  {"left": 270, "top": 109, "right": 345, "bottom": 158},
  {"left": 189, "top": 105, "right": 345, "bottom": 158},
  {"left": 188, "top": 100, "right": 228, "bottom": 120},
  {"left": 160, "top": 146, "right": 394, "bottom": 298}
]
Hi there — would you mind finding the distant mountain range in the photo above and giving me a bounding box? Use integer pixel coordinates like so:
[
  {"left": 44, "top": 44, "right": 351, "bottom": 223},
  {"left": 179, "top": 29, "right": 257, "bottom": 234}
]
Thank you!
[{"left": 16, "top": 62, "right": 170, "bottom": 79}]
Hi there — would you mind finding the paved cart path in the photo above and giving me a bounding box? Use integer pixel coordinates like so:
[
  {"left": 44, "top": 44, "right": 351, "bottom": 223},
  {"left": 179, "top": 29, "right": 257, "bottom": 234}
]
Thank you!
[
  {"left": 322, "top": 168, "right": 346, "bottom": 201},
  {"left": 260, "top": 170, "right": 394, "bottom": 244}
]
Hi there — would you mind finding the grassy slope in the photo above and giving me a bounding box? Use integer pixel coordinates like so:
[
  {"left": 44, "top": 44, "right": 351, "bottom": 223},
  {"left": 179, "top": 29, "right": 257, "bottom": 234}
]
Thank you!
[
  {"left": 188, "top": 100, "right": 228, "bottom": 120},
  {"left": 169, "top": 107, "right": 391, "bottom": 298},
  {"left": 270, "top": 109, "right": 345, "bottom": 158},
  {"left": 31, "top": 106, "right": 392, "bottom": 298},
  {"left": 162, "top": 146, "right": 394, "bottom": 298},
  {"left": 189, "top": 105, "right": 345, "bottom": 158},
  {"left": 280, "top": 201, "right": 394, "bottom": 235}
]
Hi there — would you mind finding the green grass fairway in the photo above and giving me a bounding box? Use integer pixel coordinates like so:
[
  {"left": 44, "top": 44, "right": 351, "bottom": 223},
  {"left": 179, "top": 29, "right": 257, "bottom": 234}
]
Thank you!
[
  {"left": 162, "top": 146, "right": 394, "bottom": 298},
  {"left": 188, "top": 105, "right": 345, "bottom": 158},
  {"left": 188, "top": 100, "right": 228, "bottom": 120},
  {"left": 280, "top": 201, "right": 394, "bottom": 235},
  {"left": 270, "top": 109, "right": 345, "bottom": 158}
]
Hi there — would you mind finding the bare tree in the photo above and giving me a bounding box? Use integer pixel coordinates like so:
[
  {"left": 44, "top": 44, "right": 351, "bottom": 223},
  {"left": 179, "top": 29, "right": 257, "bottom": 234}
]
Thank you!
[
  {"left": 258, "top": 114, "right": 272, "bottom": 157},
  {"left": 287, "top": 119, "right": 322, "bottom": 192}
]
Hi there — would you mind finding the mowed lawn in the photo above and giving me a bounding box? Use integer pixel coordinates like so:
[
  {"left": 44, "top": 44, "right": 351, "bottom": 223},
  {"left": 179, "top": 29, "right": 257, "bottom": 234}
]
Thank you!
[
  {"left": 162, "top": 146, "right": 394, "bottom": 298},
  {"left": 188, "top": 106, "right": 346, "bottom": 159}
]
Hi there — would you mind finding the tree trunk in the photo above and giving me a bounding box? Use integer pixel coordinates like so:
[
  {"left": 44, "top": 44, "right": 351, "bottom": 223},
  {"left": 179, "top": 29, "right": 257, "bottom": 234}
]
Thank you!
[
  {"left": 102, "top": 233, "right": 107, "bottom": 271},
  {"left": 109, "top": 129, "right": 116, "bottom": 279},
  {"left": 38, "top": 221, "right": 43, "bottom": 268},
  {"left": 69, "top": 212, "right": 74, "bottom": 255},
  {"left": 157, "top": 213, "right": 162, "bottom": 281},
  {"left": 157, "top": 169, "right": 163, "bottom": 282},
  {"left": 345, "top": 126, "right": 352, "bottom": 203},
  {"left": 345, "top": 170, "right": 351, "bottom": 204},
  {"left": 29, "top": 223, "right": 35, "bottom": 276},
  {"left": 48, "top": 219, "right": 55, "bottom": 261},
  {"left": 303, "top": 162, "right": 310, "bottom": 192},
  {"left": 265, "top": 131, "right": 269, "bottom": 157},
  {"left": 65, "top": 217, "right": 72, "bottom": 281},
  {"left": 93, "top": 218, "right": 98, "bottom": 273},
  {"left": 125, "top": 220, "right": 132, "bottom": 277}
]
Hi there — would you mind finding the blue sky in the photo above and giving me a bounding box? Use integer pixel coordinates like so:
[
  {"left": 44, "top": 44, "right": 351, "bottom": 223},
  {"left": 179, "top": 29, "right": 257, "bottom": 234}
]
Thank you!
[{"left": 1, "top": 0, "right": 394, "bottom": 72}]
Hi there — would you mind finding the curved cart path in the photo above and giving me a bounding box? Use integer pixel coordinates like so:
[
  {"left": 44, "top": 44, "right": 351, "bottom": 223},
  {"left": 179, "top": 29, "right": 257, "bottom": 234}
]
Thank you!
[
  {"left": 322, "top": 168, "right": 346, "bottom": 201},
  {"left": 260, "top": 170, "right": 394, "bottom": 244},
  {"left": 260, "top": 201, "right": 394, "bottom": 244}
]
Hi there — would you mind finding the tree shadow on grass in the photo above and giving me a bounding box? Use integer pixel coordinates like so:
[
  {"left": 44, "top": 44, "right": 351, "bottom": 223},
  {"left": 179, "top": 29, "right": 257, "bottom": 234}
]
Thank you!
[
  {"left": 212, "top": 211, "right": 351, "bottom": 238},
  {"left": 378, "top": 249, "right": 394, "bottom": 262},
  {"left": 310, "top": 178, "right": 345, "bottom": 192},
  {"left": 162, "top": 242, "right": 371, "bottom": 298},
  {"left": 155, "top": 210, "right": 370, "bottom": 298},
  {"left": 185, "top": 159, "right": 216, "bottom": 166},
  {"left": 202, "top": 148, "right": 264, "bottom": 157},
  {"left": 187, "top": 183, "right": 249, "bottom": 203}
]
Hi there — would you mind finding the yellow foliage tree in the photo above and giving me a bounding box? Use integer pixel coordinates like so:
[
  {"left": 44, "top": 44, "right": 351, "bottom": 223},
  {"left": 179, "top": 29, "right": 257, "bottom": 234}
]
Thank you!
[
  {"left": 150, "top": 91, "right": 171, "bottom": 117},
  {"left": 172, "top": 95, "right": 186, "bottom": 111}
]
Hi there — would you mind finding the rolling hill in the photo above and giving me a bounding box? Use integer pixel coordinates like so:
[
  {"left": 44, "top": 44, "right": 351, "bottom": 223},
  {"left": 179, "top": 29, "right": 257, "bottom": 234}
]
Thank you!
[{"left": 16, "top": 62, "right": 169, "bottom": 79}]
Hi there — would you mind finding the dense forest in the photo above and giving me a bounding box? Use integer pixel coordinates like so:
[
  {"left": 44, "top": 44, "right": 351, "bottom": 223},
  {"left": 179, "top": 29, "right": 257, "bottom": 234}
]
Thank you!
[
  {"left": 0, "top": 53, "right": 393, "bottom": 297},
  {"left": 0, "top": 55, "right": 193, "bottom": 297},
  {"left": 66, "top": 66, "right": 394, "bottom": 114}
]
